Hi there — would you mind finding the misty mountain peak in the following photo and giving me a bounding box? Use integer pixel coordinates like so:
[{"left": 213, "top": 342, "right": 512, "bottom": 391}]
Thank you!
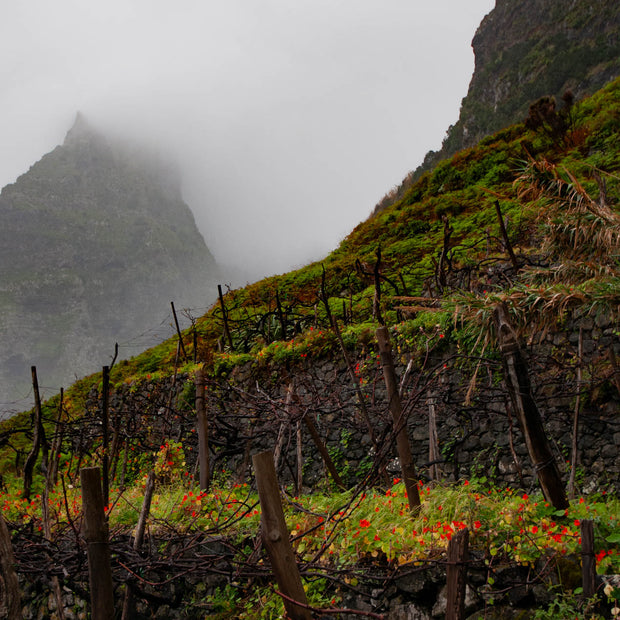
[
  {"left": 63, "top": 111, "right": 101, "bottom": 146},
  {"left": 0, "top": 118, "right": 219, "bottom": 407}
]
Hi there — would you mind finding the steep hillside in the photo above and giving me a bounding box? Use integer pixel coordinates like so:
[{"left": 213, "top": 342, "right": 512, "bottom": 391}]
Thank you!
[
  {"left": 16, "top": 75, "right": 618, "bottom": 428},
  {"left": 0, "top": 114, "right": 218, "bottom": 412},
  {"left": 0, "top": 75, "right": 619, "bottom": 620}
]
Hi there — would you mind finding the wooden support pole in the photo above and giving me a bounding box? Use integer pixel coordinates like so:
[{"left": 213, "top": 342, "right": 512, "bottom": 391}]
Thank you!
[
  {"left": 24, "top": 366, "right": 48, "bottom": 500},
  {"left": 171, "top": 301, "right": 189, "bottom": 361},
  {"left": 0, "top": 514, "right": 21, "bottom": 619},
  {"left": 48, "top": 387, "right": 65, "bottom": 490},
  {"left": 580, "top": 519, "right": 597, "bottom": 599},
  {"left": 446, "top": 528, "right": 469, "bottom": 620},
  {"left": 437, "top": 215, "right": 453, "bottom": 292},
  {"left": 122, "top": 470, "right": 156, "bottom": 620},
  {"left": 101, "top": 366, "right": 110, "bottom": 510},
  {"left": 275, "top": 289, "right": 288, "bottom": 340},
  {"left": 296, "top": 421, "right": 303, "bottom": 495},
  {"left": 428, "top": 392, "right": 441, "bottom": 481},
  {"left": 42, "top": 385, "right": 66, "bottom": 619},
  {"left": 373, "top": 246, "right": 384, "bottom": 325},
  {"left": 332, "top": 316, "right": 379, "bottom": 447},
  {"left": 195, "top": 369, "right": 210, "bottom": 493},
  {"left": 568, "top": 328, "right": 583, "bottom": 499},
  {"left": 80, "top": 467, "right": 114, "bottom": 620},
  {"left": 494, "top": 200, "right": 519, "bottom": 271},
  {"left": 376, "top": 326, "right": 421, "bottom": 512},
  {"left": 134, "top": 471, "right": 156, "bottom": 551},
  {"left": 302, "top": 413, "right": 346, "bottom": 490},
  {"left": 252, "top": 451, "right": 312, "bottom": 620},
  {"left": 494, "top": 303, "right": 569, "bottom": 510},
  {"left": 217, "top": 285, "right": 234, "bottom": 350}
]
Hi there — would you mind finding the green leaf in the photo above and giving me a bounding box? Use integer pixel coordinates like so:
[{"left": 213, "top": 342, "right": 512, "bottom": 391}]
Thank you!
[{"left": 605, "top": 533, "right": 620, "bottom": 543}]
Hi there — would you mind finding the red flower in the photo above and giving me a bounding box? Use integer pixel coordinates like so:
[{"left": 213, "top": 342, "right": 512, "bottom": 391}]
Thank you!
[{"left": 359, "top": 519, "right": 371, "bottom": 528}]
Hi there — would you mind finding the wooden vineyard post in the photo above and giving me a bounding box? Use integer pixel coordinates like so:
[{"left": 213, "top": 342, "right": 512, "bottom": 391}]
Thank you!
[
  {"left": 23, "top": 366, "right": 48, "bottom": 500},
  {"left": 101, "top": 366, "right": 110, "bottom": 509},
  {"left": 218, "top": 285, "right": 234, "bottom": 350},
  {"left": 494, "top": 303, "right": 569, "bottom": 510},
  {"left": 122, "top": 471, "right": 156, "bottom": 620},
  {"left": 580, "top": 519, "right": 596, "bottom": 599},
  {"left": 494, "top": 200, "right": 519, "bottom": 271},
  {"left": 568, "top": 328, "right": 583, "bottom": 499},
  {"left": 0, "top": 514, "right": 21, "bottom": 619},
  {"left": 80, "top": 467, "right": 114, "bottom": 620},
  {"left": 446, "top": 528, "right": 469, "bottom": 620},
  {"left": 428, "top": 391, "right": 441, "bottom": 481},
  {"left": 252, "top": 451, "right": 312, "bottom": 620},
  {"left": 195, "top": 368, "right": 210, "bottom": 492},
  {"left": 134, "top": 470, "right": 156, "bottom": 551},
  {"left": 296, "top": 420, "right": 303, "bottom": 495},
  {"left": 376, "top": 326, "right": 421, "bottom": 512},
  {"left": 171, "top": 301, "right": 188, "bottom": 361},
  {"left": 48, "top": 387, "right": 65, "bottom": 490},
  {"left": 302, "top": 413, "right": 346, "bottom": 490}
]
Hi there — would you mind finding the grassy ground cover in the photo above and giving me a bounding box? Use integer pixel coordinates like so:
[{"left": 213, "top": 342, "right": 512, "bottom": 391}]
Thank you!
[{"left": 2, "top": 461, "right": 619, "bottom": 617}]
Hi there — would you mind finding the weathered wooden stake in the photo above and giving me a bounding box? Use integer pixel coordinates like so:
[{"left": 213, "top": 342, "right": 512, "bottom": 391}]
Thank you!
[
  {"left": 135, "top": 471, "right": 156, "bottom": 550},
  {"left": 122, "top": 470, "right": 156, "bottom": 620},
  {"left": 332, "top": 315, "right": 380, "bottom": 449},
  {"left": 494, "top": 200, "right": 519, "bottom": 271},
  {"left": 273, "top": 422, "right": 287, "bottom": 474},
  {"left": 0, "top": 514, "right": 21, "bottom": 619},
  {"left": 24, "top": 365, "right": 48, "bottom": 500},
  {"left": 275, "top": 289, "right": 288, "bottom": 340},
  {"left": 195, "top": 368, "right": 210, "bottom": 492},
  {"left": 296, "top": 421, "right": 303, "bottom": 495},
  {"left": 446, "top": 528, "right": 469, "bottom": 620},
  {"left": 217, "top": 285, "right": 234, "bottom": 350},
  {"left": 171, "top": 301, "right": 189, "bottom": 361},
  {"left": 494, "top": 303, "right": 569, "bottom": 510},
  {"left": 48, "top": 387, "right": 65, "bottom": 490},
  {"left": 252, "top": 451, "right": 312, "bottom": 620},
  {"left": 80, "top": 467, "right": 114, "bottom": 620},
  {"left": 373, "top": 246, "right": 384, "bottom": 325},
  {"left": 376, "top": 326, "right": 421, "bottom": 512},
  {"left": 101, "top": 366, "right": 110, "bottom": 510},
  {"left": 580, "top": 519, "right": 597, "bottom": 599},
  {"left": 302, "top": 413, "right": 346, "bottom": 490},
  {"left": 568, "top": 328, "right": 583, "bottom": 499},
  {"left": 428, "top": 392, "right": 441, "bottom": 481}
]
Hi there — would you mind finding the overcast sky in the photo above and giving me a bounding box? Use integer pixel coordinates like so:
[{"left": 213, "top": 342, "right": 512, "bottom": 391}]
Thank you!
[{"left": 0, "top": 1, "right": 495, "bottom": 283}]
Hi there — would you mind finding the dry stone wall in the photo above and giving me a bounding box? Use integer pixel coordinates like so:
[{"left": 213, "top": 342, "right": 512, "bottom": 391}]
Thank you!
[{"left": 100, "top": 310, "right": 619, "bottom": 495}]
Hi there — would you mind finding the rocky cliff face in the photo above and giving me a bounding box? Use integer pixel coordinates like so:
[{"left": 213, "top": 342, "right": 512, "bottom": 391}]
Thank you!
[
  {"left": 0, "top": 115, "right": 219, "bottom": 412},
  {"left": 454, "top": 0, "right": 620, "bottom": 150},
  {"left": 376, "top": 0, "right": 620, "bottom": 211}
]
